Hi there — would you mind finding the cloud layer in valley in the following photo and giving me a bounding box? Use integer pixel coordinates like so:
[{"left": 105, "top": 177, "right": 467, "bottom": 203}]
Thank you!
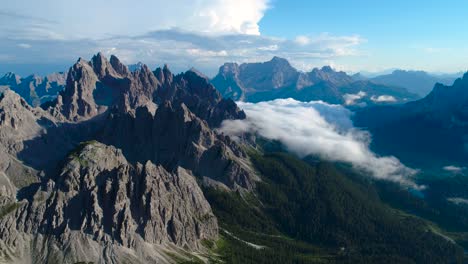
[{"left": 219, "top": 99, "right": 419, "bottom": 187}]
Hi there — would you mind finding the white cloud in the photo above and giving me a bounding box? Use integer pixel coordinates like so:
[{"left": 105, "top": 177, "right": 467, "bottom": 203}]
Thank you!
[
  {"left": 371, "top": 95, "right": 396, "bottom": 103},
  {"left": 295, "top": 35, "right": 310, "bottom": 46},
  {"left": 343, "top": 91, "right": 366, "bottom": 105},
  {"left": 447, "top": 198, "right": 468, "bottom": 206},
  {"left": 186, "top": 48, "right": 228, "bottom": 57},
  {"left": 443, "top": 165, "right": 465, "bottom": 173},
  {"left": 1, "top": 0, "right": 269, "bottom": 39},
  {"left": 17, "top": 43, "right": 31, "bottom": 49},
  {"left": 0, "top": 2, "right": 367, "bottom": 76},
  {"left": 0, "top": 28, "right": 365, "bottom": 76},
  {"left": 219, "top": 99, "right": 419, "bottom": 188},
  {"left": 258, "top": 45, "right": 279, "bottom": 51}
]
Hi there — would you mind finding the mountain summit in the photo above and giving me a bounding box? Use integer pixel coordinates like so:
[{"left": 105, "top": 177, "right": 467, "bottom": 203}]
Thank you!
[
  {"left": 0, "top": 53, "right": 256, "bottom": 263},
  {"left": 212, "top": 57, "right": 418, "bottom": 105}
]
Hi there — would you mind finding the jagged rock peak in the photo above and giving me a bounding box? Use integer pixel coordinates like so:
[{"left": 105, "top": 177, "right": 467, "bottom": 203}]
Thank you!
[
  {"left": 90, "top": 52, "right": 120, "bottom": 78},
  {"left": 163, "top": 64, "right": 171, "bottom": 72},
  {"left": 154, "top": 64, "right": 173, "bottom": 84},
  {"left": 219, "top": 62, "right": 240, "bottom": 73},
  {"left": 270, "top": 56, "right": 291, "bottom": 65},
  {"left": 321, "top": 65, "right": 335, "bottom": 72},
  {"left": 0, "top": 72, "right": 21, "bottom": 85},
  {"left": 0, "top": 89, "right": 36, "bottom": 114},
  {"left": 110, "top": 54, "right": 130, "bottom": 76},
  {"left": 58, "top": 57, "right": 100, "bottom": 121},
  {"left": 128, "top": 61, "right": 144, "bottom": 72},
  {"left": 187, "top": 67, "right": 209, "bottom": 79},
  {"left": 0, "top": 141, "right": 218, "bottom": 263}
]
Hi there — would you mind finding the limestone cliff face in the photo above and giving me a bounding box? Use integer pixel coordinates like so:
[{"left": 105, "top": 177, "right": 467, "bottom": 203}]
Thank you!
[
  {"left": 0, "top": 53, "right": 255, "bottom": 264},
  {"left": 99, "top": 102, "right": 257, "bottom": 190},
  {"left": 0, "top": 90, "right": 46, "bottom": 202},
  {"left": 0, "top": 142, "right": 218, "bottom": 263},
  {"left": 47, "top": 53, "right": 245, "bottom": 127}
]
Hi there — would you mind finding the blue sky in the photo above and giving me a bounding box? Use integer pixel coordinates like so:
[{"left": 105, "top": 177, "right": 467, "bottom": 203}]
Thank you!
[
  {"left": 260, "top": 0, "right": 468, "bottom": 73},
  {"left": 1, "top": 0, "right": 467, "bottom": 76}
]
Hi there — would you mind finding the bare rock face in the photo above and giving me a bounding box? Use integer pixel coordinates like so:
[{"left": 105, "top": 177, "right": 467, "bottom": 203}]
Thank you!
[
  {"left": 0, "top": 90, "right": 46, "bottom": 193},
  {"left": 42, "top": 53, "right": 245, "bottom": 127},
  {"left": 0, "top": 142, "right": 218, "bottom": 263},
  {"left": 156, "top": 67, "right": 246, "bottom": 127},
  {"left": 56, "top": 58, "right": 101, "bottom": 121},
  {"left": 99, "top": 102, "right": 257, "bottom": 190},
  {"left": 0, "top": 53, "right": 255, "bottom": 264},
  {"left": 211, "top": 63, "right": 243, "bottom": 100}
]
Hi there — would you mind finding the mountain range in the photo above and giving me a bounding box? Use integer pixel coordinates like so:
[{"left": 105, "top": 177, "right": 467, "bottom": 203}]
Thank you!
[
  {"left": 354, "top": 72, "right": 468, "bottom": 171},
  {"left": 1, "top": 57, "right": 460, "bottom": 110},
  {"left": 0, "top": 72, "right": 66, "bottom": 107},
  {"left": 211, "top": 57, "right": 419, "bottom": 105},
  {"left": 367, "top": 70, "right": 459, "bottom": 97},
  {"left": 0, "top": 53, "right": 466, "bottom": 263}
]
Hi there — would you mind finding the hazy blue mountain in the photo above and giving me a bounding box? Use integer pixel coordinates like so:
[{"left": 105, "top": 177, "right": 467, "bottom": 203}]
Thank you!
[
  {"left": 0, "top": 71, "right": 66, "bottom": 106},
  {"left": 354, "top": 72, "right": 468, "bottom": 171},
  {"left": 212, "top": 57, "right": 418, "bottom": 105},
  {"left": 128, "top": 61, "right": 144, "bottom": 72},
  {"left": 370, "top": 70, "right": 459, "bottom": 97}
]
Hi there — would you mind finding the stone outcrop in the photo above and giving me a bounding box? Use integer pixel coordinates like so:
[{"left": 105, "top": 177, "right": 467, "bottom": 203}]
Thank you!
[
  {"left": 0, "top": 142, "right": 218, "bottom": 263},
  {"left": 99, "top": 102, "right": 256, "bottom": 190},
  {"left": 0, "top": 53, "right": 256, "bottom": 263}
]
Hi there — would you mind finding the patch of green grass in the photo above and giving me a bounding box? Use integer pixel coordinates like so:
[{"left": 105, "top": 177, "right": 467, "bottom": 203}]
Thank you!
[
  {"left": 201, "top": 239, "right": 215, "bottom": 250},
  {"left": 68, "top": 140, "right": 100, "bottom": 166}
]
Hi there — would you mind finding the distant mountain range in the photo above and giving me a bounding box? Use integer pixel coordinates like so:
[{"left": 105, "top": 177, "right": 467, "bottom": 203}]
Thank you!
[
  {"left": 2, "top": 57, "right": 460, "bottom": 109},
  {"left": 0, "top": 72, "right": 67, "bottom": 107},
  {"left": 354, "top": 72, "right": 468, "bottom": 170},
  {"left": 212, "top": 57, "right": 419, "bottom": 105},
  {"left": 367, "top": 70, "right": 460, "bottom": 97}
]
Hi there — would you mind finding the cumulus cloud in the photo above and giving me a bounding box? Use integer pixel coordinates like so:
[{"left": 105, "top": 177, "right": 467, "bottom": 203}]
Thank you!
[
  {"left": 1, "top": 0, "right": 269, "bottom": 39},
  {"left": 0, "top": 29, "right": 365, "bottom": 76},
  {"left": 219, "top": 99, "right": 419, "bottom": 187},
  {"left": 0, "top": 1, "right": 366, "bottom": 76}
]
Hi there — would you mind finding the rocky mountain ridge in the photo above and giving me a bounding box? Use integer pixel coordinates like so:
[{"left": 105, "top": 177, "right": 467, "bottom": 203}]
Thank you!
[
  {"left": 0, "top": 53, "right": 254, "bottom": 263},
  {"left": 212, "top": 57, "right": 418, "bottom": 105}
]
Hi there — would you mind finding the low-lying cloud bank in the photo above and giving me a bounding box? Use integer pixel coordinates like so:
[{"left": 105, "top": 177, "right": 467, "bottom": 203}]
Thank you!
[{"left": 220, "top": 99, "right": 419, "bottom": 187}]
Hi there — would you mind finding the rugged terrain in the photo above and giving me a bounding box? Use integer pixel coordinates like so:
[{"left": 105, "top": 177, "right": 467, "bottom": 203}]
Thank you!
[
  {"left": 354, "top": 72, "right": 468, "bottom": 170},
  {"left": 211, "top": 57, "right": 419, "bottom": 105},
  {"left": 0, "top": 53, "right": 465, "bottom": 264},
  {"left": 0, "top": 53, "right": 254, "bottom": 263}
]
